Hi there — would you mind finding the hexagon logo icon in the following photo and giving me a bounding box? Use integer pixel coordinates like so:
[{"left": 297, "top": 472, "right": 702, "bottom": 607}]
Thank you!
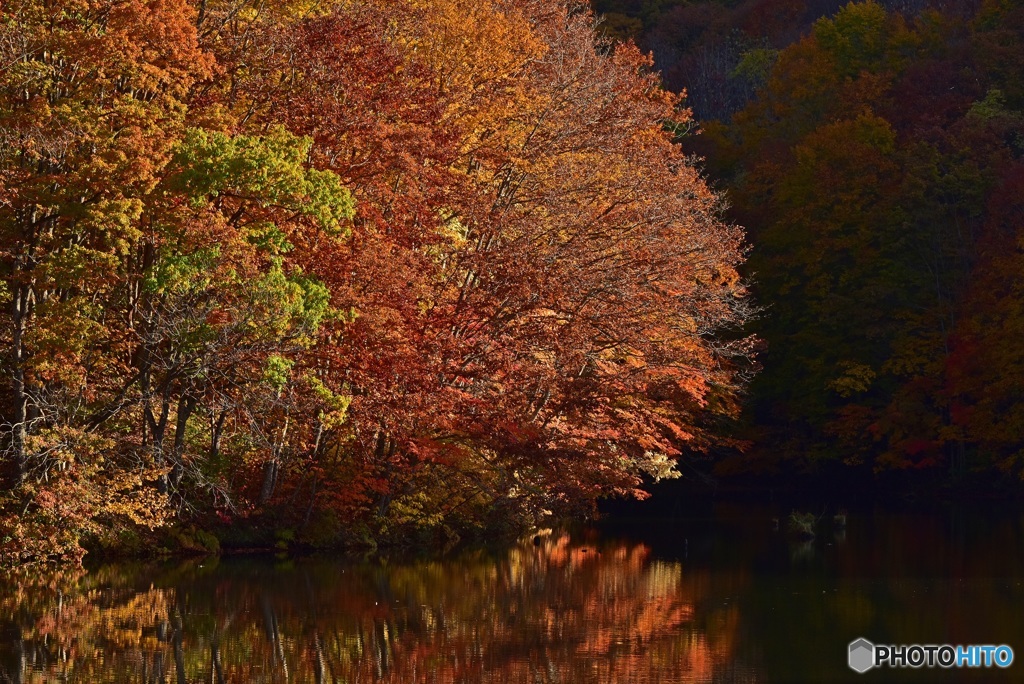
[{"left": 849, "top": 638, "right": 875, "bottom": 673}]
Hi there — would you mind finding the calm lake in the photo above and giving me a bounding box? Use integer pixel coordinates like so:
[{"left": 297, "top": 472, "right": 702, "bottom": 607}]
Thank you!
[{"left": 2, "top": 501, "right": 1023, "bottom": 683}]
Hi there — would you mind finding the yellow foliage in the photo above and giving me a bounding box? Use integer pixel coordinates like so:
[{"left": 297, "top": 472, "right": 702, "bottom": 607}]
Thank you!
[{"left": 828, "top": 361, "right": 876, "bottom": 397}]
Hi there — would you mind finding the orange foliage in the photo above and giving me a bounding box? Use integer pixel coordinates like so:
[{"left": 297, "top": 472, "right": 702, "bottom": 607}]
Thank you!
[{"left": 0, "top": 0, "right": 751, "bottom": 561}]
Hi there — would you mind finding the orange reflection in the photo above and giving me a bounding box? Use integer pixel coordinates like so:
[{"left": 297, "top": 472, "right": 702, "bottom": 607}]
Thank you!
[{"left": 0, "top": 535, "right": 751, "bottom": 683}]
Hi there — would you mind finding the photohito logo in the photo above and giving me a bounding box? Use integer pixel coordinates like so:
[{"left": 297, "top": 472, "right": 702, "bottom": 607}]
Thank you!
[{"left": 848, "top": 638, "right": 1014, "bottom": 673}]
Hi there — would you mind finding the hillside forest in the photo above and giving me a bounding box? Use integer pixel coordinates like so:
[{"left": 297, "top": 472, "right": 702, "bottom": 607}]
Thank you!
[{"left": 598, "top": 0, "right": 1024, "bottom": 487}]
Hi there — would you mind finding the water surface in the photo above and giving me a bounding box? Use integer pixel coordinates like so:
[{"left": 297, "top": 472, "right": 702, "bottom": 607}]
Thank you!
[{"left": 2, "top": 502, "right": 1023, "bottom": 682}]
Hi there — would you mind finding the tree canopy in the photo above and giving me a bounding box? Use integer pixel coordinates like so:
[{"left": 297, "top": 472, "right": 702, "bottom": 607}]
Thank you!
[{"left": 0, "top": 0, "right": 751, "bottom": 562}]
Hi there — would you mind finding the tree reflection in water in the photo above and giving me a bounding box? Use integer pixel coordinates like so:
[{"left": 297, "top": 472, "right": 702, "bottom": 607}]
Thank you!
[
  {"left": 7, "top": 507, "right": 1024, "bottom": 682},
  {"left": 0, "top": 534, "right": 752, "bottom": 683}
]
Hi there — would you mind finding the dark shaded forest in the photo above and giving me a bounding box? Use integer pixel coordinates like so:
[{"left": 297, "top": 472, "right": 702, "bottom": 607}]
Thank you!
[{"left": 597, "top": 0, "right": 1024, "bottom": 491}]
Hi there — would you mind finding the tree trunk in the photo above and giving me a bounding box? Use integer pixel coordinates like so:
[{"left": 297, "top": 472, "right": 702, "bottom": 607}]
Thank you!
[
  {"left": 209, "top": 409, "right": 226, "bottom": 462},
  {"left": 10, "top": 283, "right": 30, "bottom": 487},
  {"left": 145, "top": 388, "right": 171, "bottom": 494},
  {"left": 170, "top": 394, "right": 197, "bottom": 490},
  {"left": 259, "top": 459, "right": 279, "bottom": 505}
]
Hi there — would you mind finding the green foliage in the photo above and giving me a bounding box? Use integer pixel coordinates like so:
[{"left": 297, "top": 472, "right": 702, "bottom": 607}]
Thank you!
[
  {"left": 306, "top": 376, "right": 352, "bottom": 428},
  {"left": 170, "top": 127, "right": 354, "bottom": 236},
  {"left": 263, "top": 355, "right": 295, "bottom": 392},
  {"left": 731, "top": 48, "right": 779, "bottom": 87},
  {"left": 246, "top": 259, "right": 333, "bottom": 343},
  {"left": 813, "top": 1, "right": 896, "bottom": 77},
  {"left": 968, "top": 88, "right": 1011, "bottom": 120},
  {"left": 145, "top": 247, "right": 221, "bottom": 295}
]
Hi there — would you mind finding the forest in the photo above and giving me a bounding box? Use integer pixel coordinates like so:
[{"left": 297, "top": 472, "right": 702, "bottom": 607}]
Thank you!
[
  {"left": 2, "top": 0, "right": 1023, "bottom": 566},
  {"left": 599, "top": 0, "right": 1024, "bottom": 489},
  {"left": 0, "top": 0, "right": 751, "bottom": 563}
]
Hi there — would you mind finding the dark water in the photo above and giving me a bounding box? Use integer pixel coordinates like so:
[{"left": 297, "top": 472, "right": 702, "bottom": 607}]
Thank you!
[{"left": 2, "top": 502, "right": 1024, "bottom": 683}]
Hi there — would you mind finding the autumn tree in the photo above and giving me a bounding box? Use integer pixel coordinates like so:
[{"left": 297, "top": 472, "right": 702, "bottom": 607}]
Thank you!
[
  {"left": 1, "top": 0, "right": 752, "bottom": 561},
  {"left": 0, "top": 0, "right": 354, "bottom": 560},
  {"left": 0, "top": 0, "right": 218, "bottom": 558}
]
